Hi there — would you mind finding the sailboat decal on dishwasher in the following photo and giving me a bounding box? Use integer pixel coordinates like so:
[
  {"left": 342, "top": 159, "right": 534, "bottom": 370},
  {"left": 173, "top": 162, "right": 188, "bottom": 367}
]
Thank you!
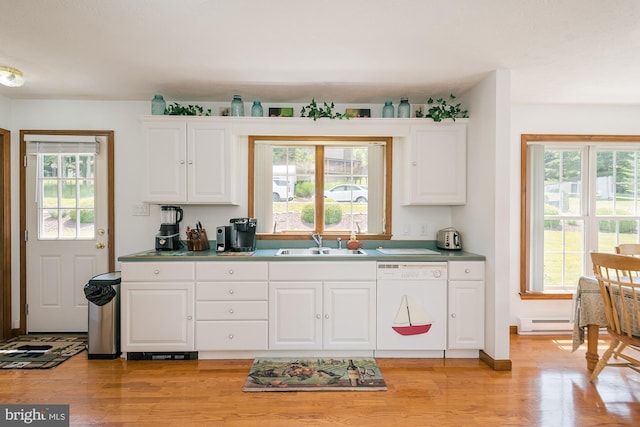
[{"left": 392, "top": 295, "right": 432, "bottom": 336}]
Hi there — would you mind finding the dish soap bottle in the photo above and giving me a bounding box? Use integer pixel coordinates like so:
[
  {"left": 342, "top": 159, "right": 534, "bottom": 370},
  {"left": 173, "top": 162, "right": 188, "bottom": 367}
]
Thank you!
[{"left": 347, "top": 231, "right": 362, "bottom": 250}]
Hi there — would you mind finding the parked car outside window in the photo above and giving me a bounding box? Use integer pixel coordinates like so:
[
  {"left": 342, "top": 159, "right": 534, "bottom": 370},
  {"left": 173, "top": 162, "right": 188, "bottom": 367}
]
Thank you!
[
  {"left": 324, "top": 184, "right": 368, "bottom": 203},
  {"left": 272, "top": 179, "right": 294, "bottom": 202}
]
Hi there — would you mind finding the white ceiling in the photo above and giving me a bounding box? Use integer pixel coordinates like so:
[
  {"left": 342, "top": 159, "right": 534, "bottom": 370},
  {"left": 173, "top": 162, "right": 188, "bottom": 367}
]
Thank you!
[{"left": 1, "top": 0, "right": 639, "bottom": 105}]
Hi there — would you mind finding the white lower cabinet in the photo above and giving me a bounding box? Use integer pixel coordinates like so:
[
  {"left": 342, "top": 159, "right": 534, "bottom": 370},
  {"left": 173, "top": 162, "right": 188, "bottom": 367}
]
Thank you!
[
  {"left": 121, "top": 262, "right": 195, "bottom": 353},
  {"left": 447, "top": 261, "right": 485, "bottom": 350},
  {"left": 268, "top": 262, "right": 376, "bottom": 351},
  {"left": 195, "top": 262, "right": 268, "bottom": 351}
]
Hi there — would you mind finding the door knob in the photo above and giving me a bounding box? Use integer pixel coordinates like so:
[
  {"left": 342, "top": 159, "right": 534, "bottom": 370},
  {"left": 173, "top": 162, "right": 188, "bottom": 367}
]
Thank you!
[{"left": 95, "top": 242, "right": 106, "bottom": 249}]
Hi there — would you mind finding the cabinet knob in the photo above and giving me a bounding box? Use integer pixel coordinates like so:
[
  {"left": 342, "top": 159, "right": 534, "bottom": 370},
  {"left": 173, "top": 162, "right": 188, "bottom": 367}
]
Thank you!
[
  {"left": 465, "top": 268, "right": 471, "bottom": 274},
  {"left": 324, "top": 314, "right": 329, "bottom": 319},
  {"left": 451, "top": 313, "right": 456, "bottom": 318},
  {"left": 412, "top": 161, "right": 417, "bottom": 166},
  {"left": 187, "top": 315, "right": 192, "bottom": 320},
  {"left": 316, "top": 314, "right": 321, "bottom": 319},
  {"left": 433, "top": 270, "right": 442, "bottom": 278},
  {"left": 188, "top": 160, "right": 193, "bottom": 165},
  {"left": 228, "top": 289, "right": 234, "bottom": 294},
  {"left": 180, "top": 160, "right": 185, "bottom": 164},
  {"left": 228, "top": 270, "right": 234, "bottom": 275},
  {"left": 153, "top": 269, "right": 160, "bottom": 275},
  {"left": 228, "top": 334, "right": 234, "bottom": 340},
  {"left": 228, "top": 308, "right": 234, "bottom": 314}
]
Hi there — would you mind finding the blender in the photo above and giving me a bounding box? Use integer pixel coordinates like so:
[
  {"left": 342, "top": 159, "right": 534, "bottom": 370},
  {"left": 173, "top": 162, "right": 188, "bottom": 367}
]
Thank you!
[{"left": 155, "top": 205, "right": 183, "bottom": 250}]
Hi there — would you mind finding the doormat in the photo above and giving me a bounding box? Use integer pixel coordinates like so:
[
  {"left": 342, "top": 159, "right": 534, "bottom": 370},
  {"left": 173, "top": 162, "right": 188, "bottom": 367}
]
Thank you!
[
  {"left": 242, "top": 357, "right": 387, "bottom": 392},
  {"left": 0, "top": 334, "right": 86, "bottom": 369}
]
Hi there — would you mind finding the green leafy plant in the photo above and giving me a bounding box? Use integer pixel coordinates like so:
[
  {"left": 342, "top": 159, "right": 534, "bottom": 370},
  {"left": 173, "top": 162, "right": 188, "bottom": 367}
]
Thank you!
[
  {"left": 300, "top": 202, "right": 343, "bottom": 225},
  {"left": 164, "top": 102, "right": 212, "bottom": 116},
  {"left": 300, "top": 99, "right": 350, "bottom": 121},
  {"left": 421, "top": 94, "right": 468, "bottom": 122}
]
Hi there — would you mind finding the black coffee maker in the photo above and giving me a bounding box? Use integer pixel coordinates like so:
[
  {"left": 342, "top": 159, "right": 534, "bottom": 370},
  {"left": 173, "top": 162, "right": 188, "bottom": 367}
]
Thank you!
[
  {"left": 229, "top": 218, "right": 257, "bottom": 252},
  {"left": 155, "top": 205, "right": 183, "bottom": 250}
]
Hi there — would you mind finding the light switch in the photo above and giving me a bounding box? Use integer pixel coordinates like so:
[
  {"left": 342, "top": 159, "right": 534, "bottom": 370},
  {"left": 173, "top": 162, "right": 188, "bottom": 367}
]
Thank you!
[{"left": 133, "top": 203, "right": 150, "bottom": 216}]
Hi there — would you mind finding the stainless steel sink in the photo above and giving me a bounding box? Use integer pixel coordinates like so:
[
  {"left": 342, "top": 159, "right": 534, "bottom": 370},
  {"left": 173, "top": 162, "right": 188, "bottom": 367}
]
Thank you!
[{"left": 275, "top": 248, "right": 367, "bottom": 256}]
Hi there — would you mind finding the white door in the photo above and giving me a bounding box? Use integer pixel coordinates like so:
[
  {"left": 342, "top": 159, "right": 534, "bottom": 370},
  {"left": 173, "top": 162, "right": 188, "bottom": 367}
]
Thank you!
[
  {"left": 26, "top": 135, "right": 110, "bottom": 332},
  {"left": 269, "top": 281, "right": 322, "bottom": 350}
]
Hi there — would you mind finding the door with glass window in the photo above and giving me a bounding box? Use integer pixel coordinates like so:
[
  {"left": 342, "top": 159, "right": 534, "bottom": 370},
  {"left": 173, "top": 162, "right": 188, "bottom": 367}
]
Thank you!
[{"left": 25, "top": 135, "right": 109, "bottom": 332}]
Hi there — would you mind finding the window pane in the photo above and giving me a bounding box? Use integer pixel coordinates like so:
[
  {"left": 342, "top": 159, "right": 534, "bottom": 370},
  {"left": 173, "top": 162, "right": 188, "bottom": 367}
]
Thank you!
[
  {"left": 543, "top": 219, "right": 584, "bottom": 291},
  {"left": 42, "top": 179, "right": 58, "bottom": 208},
  {"left": 544, "top": 149, "right": 581, "bottom": 216},
  {"left": 272, "top": 146, "right": 315, "bottom": 232},
  {"left": 60, "top": 179, "right": 77, "bottom": 208}
]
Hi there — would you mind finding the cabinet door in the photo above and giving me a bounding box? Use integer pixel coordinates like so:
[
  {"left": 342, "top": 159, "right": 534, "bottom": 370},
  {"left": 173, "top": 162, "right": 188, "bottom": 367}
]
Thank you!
[
  {"left": 269, "top": 281, "right": 322, "bottom": 350},
  {"left": 187, "top": 122, "right": 235, "bottom": 204},
  {"left": 122, "top": 282, "right": 194, "bottom": 352},
  {"left": 405, "top": 124, "right": 466, "bottom": 205},
  {"left": 142, "top": 120, "right": 187, "bottom": 203},
  {"left": 323, "top": 281, "right": 376, "bottom": 350},
  {"left": 447, "top": 281, "right": 484, "bottom": 349}
]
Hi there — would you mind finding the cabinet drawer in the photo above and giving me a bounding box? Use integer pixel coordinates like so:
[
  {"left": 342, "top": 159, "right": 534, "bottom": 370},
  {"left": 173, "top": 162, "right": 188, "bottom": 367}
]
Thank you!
[
  {"left": 448, "top": 262, "right": 484, "bottom": 281},
  {"left": 196, "top": 301, "right": 267, "bottom": 320},
  {"left": 122, "top": 262, "right": 195, "bottom": 281},
  {"left": 196, "top": 262, "right": 268, "bottom": 281},
  {"left": 196, "top": 282, "right": 267, "bottom": 300},
  {"left": 196, "top": 321, "right": 268, "bottom": 350}
]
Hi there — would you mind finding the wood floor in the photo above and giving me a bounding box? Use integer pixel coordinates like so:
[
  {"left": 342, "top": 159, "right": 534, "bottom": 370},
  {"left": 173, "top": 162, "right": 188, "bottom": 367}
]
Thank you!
[{"left": 1, "top": 334, "right": 638, "bottom": 426}]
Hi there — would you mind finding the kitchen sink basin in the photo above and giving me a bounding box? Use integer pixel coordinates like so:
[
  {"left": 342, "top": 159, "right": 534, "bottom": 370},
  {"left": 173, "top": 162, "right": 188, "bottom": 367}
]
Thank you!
[{"left": 275, "top": 248, "right": 367, "bottom": 256}]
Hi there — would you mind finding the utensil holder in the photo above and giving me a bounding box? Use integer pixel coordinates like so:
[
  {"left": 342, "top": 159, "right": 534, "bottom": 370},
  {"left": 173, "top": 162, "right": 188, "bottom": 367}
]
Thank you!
[{"left": 187, "top": 229, "right": 210, "bottom": 251}]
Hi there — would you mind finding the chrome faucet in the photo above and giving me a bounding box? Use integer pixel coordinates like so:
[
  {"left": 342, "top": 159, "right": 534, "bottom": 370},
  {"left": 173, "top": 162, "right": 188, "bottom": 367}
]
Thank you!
[{"left": 310, "top": 232, "right": 323, "bottom": 247}]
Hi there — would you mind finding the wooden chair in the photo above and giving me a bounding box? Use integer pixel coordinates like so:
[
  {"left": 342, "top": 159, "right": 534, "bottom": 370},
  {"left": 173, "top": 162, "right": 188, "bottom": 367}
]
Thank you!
[
  {"left": 589, "top": 252, "right": 640, "bottom": 381},
  {"left": 615, "top": 243, "right": 640, "bottom": 257}
]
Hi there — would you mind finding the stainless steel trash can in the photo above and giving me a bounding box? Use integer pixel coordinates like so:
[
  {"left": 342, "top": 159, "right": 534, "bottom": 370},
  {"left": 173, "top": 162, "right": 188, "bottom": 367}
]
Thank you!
[{"left": 84, "top": 271, "right": 121, "bottom": 359}]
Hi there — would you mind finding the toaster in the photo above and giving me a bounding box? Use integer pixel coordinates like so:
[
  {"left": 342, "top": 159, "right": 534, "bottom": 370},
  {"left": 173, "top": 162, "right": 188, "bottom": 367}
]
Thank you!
[{"left": 437, "top": 227, "right": 462, "bottom": 250}]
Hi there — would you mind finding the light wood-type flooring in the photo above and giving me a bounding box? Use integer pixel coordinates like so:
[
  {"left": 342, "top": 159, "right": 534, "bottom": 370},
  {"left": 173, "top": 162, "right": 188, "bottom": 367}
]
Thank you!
[{"left": 0, "top": 334, "right": 638, "bottom": 426}]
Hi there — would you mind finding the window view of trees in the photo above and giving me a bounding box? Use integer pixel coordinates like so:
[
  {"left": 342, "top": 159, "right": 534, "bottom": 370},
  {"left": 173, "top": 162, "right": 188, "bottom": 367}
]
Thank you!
[
  {"left": 39, "top": 153, "right": 95, "bottom": 239},
  {"left": 528, "top": 140, "right": 640, "bottom": 294}
]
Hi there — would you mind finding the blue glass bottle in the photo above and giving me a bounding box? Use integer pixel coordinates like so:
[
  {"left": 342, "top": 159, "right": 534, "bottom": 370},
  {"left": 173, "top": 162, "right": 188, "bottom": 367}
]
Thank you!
[
  {"left": 251, "top": 100, "right": 263, "bottom": 117},
  {"left": 151, "top": 94, "right": 166, "bottom": 115},
  {"left": 382, "top": 101, "right": 394, "bottom": 118},
  {"left": 398, "top": 97, "right": 410, "bottom": 118},
  {"left": 231, "top": 95, "right": 244, "bottom": 116}
]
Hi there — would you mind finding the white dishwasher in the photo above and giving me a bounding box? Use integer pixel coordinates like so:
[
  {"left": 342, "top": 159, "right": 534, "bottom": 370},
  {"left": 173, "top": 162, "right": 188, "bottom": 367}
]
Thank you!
[{"left": 376, "top": 262, "right": 447, "bottom": 355}]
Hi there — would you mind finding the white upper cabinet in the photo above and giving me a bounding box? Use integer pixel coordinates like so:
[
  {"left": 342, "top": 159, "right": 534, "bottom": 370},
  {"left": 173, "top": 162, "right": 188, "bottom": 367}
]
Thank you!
[
  {"left": 141, "top": 118, "right": 236, "bottom": 204},
  {"left": 404, "top": 123, "right": 467, "bottom": 205}
]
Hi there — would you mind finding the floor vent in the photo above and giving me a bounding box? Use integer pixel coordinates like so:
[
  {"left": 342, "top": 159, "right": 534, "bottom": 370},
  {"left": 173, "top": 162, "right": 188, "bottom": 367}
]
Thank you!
[{"left": 518, "top": 317, "right": 574, "bottom": 335}]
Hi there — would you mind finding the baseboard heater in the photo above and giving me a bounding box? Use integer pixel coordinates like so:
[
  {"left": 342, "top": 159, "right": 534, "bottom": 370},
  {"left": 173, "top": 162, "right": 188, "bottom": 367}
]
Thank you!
[
  {"left": 518, "top": 317, "right": 574, "bottom": 335},
  {"left": 127, "top": 352, "right": 198, "bottom": 360}
]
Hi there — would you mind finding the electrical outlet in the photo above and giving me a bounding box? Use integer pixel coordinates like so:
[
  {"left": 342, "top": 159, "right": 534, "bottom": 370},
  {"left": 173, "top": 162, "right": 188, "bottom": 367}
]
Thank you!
[
  {"left": 132, "top": 203, "right": 150, "bottom": 216},
  {"left": 420, "top": 224, "right": 428, "bottom": 236}
]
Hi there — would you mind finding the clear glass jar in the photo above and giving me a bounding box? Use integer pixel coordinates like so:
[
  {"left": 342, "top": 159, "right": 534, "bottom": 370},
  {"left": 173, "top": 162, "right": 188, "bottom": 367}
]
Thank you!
[
  {"left": 398, "top": 97, "right": 410, "bottom": 118},
  {"left": 382, "top": 101, "right": 394, "bottom": 118},
  {"left": 251, "top": 100, "right": 263, "bottom": 117},
  {"left": 231, "top": 95, "right": 244, "bottom": 116},
  {"left": 151, "top": 94, "right": 166, "bottom": 115}
]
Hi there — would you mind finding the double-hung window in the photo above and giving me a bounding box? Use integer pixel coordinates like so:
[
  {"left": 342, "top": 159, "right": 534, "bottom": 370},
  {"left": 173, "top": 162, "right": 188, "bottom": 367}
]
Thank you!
[
  {"left": 521, "top": 134, "right": 640, "bottom": 298},
  {"left": 248, "top": 136, "right": 392, "bottom": 239}
]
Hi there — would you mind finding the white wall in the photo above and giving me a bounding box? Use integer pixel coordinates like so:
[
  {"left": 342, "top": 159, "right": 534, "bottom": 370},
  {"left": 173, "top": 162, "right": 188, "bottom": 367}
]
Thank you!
[
  {"left": 6, "top": 99, "right": 455, "bottom": 330},
  {"left": 510, "top": 104, "right": 640, "bottom": 325},
  {"left": 454, "top": 70, "right": 511, "bottom": 361}
]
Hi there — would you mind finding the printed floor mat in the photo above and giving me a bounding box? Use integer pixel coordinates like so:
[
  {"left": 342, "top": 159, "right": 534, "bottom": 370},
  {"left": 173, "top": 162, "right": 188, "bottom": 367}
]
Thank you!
[
  {"left": 0, "top": 334, "right": 86, "bottom": 369},
  {"left": 243, "top": 357, "right": 387, "bottom": 392}
]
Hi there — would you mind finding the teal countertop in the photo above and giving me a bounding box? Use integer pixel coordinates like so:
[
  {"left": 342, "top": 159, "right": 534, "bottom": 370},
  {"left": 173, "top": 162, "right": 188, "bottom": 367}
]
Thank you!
[{"left": 118, "top": 240, "right": 485, "bottom": 262}]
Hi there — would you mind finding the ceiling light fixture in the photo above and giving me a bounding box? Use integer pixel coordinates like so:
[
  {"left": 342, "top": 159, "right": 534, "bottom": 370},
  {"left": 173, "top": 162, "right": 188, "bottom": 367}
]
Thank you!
[{"left": 0, "top": 66, "right": 25, "bottom": 87}]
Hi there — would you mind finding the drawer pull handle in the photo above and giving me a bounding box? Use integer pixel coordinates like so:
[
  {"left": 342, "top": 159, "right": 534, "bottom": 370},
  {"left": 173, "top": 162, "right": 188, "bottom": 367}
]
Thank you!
[
  {"left": 153, "top": 269, "right": 160, "bottom": 275},
  {"left": 465, "top": 268, "right": 471, "bottom": 274},
  {"left": 228, "top": 270, "right": 234, "bottom": 275},
  {"left": 229, "top": 309, "right": 234, "bottom": 314},
  {"left": 324, "top": 314, "right": 329, "bottom": 319},
  {"left": 228, "top": 289, "right": 234, "bottom": 294},
  {"left": 451, "top": 313, "right": 456, "bottom": 318},
  {"left": 228, "top": 334, "right": 234, "bottom": 340},
  {"left": 187, "top": 315, "right": 192, "bottom": 320},
  {"left": 316, "top": 314, "right": 321, "bottom": 319}
]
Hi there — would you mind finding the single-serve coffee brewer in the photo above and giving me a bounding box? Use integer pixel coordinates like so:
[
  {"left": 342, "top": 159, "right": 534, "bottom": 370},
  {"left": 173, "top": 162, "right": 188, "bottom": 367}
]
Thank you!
[
  {"left": 155, "top": 205, "right": 183, "bottom": 250},
  {"left": 229, "top": 218, "right": 257, "bottom": 252}
]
